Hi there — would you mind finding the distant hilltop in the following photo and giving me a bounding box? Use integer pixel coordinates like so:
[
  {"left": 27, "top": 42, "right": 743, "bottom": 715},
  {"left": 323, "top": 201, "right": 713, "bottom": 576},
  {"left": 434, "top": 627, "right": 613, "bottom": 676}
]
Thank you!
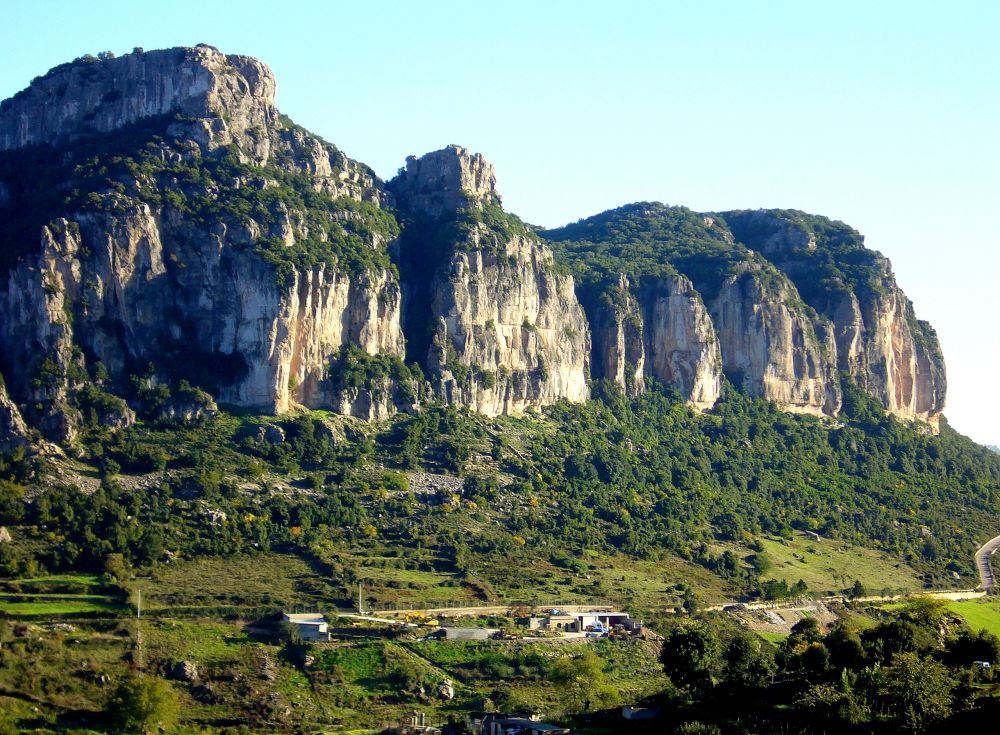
[{"left": 0, "top": 45, "right": 945, "bottom": 449}]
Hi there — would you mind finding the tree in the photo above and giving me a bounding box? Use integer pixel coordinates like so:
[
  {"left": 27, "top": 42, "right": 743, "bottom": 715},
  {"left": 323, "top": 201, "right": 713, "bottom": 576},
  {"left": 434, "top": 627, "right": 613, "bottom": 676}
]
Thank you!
[
  {"left": 661, "top": 623, "right": 720, "bottom": 693},
  {"left": 681, "top": 587, "right": 701, "bottom": 615},
  {"left": 862, "top": 619, "right": 936, "bottom": 665},
  {"left": 944, "top": 627, "right": 1000, "bottom": 668},
  {"left": 107, "top": 675, "right": 179, "bottom": 734},
  {"left": 796, "top": 670, "right": 869, "bottom": 725},
  {"left": 825, "top": 623, "right": 867, "bottom": 670},
  {"left": 781, "top": 618, "right": 830, "bottom": 678},
  {"left": 547, "top": 649, "right": 619, "bottom": 712},
  {"left": 878, "top": 652, "right": 954, "bottom": 732},
  {"left": 723, "top": 632, "right": 776, "bottom": 691},
  {"left": 788, "top": 616, "right": 823, "bottom": 645},
  {"left": 748, "top": 551, "right": 772, "bottom": 575}
]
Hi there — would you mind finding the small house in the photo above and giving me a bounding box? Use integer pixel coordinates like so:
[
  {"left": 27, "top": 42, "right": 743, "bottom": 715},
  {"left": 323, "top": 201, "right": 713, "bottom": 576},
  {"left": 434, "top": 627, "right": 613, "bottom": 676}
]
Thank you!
[{"left": 282, "top": 612, "right": 331, "bottom": 642}]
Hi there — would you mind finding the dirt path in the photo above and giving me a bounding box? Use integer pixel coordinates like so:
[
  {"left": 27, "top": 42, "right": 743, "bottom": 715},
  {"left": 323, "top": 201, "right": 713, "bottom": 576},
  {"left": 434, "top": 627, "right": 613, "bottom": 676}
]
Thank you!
[
  {"left": 975, "top": 533, "right": 1000, "bottom": 591},
  {"left": 371, "top": 603, "right": 614, "bottom": 618}
]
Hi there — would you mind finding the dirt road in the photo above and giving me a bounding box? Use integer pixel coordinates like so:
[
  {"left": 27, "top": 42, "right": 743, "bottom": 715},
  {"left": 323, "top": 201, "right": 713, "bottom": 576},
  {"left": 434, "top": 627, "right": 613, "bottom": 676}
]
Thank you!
[{"left": 371, "top": 603, "right": 614, "bottom": 618}]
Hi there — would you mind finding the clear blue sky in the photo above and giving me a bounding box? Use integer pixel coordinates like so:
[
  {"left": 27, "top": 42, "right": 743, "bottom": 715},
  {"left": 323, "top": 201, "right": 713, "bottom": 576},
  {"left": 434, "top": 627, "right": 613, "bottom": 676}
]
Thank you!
[{"left": 3, "top": 1, "right": 998, "bottom": 446}]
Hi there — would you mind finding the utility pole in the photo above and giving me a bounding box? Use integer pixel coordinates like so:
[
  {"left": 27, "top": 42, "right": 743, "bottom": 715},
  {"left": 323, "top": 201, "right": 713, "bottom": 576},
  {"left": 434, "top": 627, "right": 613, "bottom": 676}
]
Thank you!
[
  {"left": 137, "top": 588, "right": 141, "bottom": 619},
  {"left": 358, "top": 582, "right": 363, "bottom": 615}
]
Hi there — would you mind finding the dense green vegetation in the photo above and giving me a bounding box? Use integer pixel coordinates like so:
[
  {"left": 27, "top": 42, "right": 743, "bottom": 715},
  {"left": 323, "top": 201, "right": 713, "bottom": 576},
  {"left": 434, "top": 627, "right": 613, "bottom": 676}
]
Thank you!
[
  {"left": 543, "top": 203, "right": 890, "bottom": 309},
  {"left": 722, "top": 209, "right": 886, "bottom": 306},
  {"left": 0, "top": 113, "right": 397, "bottom": 286},
  {"left": 326, "top": 344, "right": 425, "bottom": 406},
  {"left": 543, "top": 202, "right": 749, "bottom": 302},
  {"left": 655, "top": 598, "right": 1000, "bottom": 733},
  {"left": 3, "top": 380, "right": 998, "bottom": 609}
]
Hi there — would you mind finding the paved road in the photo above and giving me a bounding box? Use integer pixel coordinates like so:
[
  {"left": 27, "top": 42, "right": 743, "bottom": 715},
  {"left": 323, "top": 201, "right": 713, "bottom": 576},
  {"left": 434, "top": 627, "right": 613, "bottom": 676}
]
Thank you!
[{"left": 975, "top": 533, "right": 1000, "bottom": 591}]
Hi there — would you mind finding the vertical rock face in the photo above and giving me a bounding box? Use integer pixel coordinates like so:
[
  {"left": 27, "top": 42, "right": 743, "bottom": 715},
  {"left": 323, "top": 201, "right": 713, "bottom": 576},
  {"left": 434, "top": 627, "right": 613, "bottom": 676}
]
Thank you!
[
  {"left": 643, "top": 275, "right": 723, "bottom": 411},
  {"left": 589, "top": 274, "right": 722, "bottom": 410},
  {"left": 591, "top": 275, "right": 646, "bottom": 396},
  {"left": 0, "top": 205, "right": 405, "bottom": 435},
  {"left": 723, "top": 210, "right": 946, "bottom": 428},
  {"left": 427, "top": 234, "right": 591, "bottom": 415},
  {"left": 836, "top": 283, "right": 946, "bottom": 429},
  {"left": 711, "top": 264, "right": 841, "bottom": 416},
  {"left": 391, "top": 146, "right": 590, "bottom": 415},
  {"left": 0, "top": 47, "right": 406, "bottom": 440}
]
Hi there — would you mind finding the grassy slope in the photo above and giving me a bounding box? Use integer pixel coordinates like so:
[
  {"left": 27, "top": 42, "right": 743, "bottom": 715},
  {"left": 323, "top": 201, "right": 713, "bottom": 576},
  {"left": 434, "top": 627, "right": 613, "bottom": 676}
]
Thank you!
[
  {"left": 758, "top": 532, "right": 923, "bottom": 595},
  {"left": 145, "top": 553, "right": 343, "bottom": 611},
  {"left": 948, "top": 599, "right": 1000, "bottom": 636},
  {"left": 0, "top": 599, "right": 124, "bottom": 615}
]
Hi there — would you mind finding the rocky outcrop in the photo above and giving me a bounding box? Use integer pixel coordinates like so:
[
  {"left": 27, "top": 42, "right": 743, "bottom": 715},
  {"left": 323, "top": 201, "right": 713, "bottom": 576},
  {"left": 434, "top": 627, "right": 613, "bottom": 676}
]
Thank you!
[
  {"left": 0, "top": 48, "right": 407, "bottom": 438},
  {"left": 590, "top": 274, "right": 722, "bottom": 410},
  {"left": 0, "top": 376, "right": 29, "bottom": 452},
  {"left": 392, "top": 145, "right": 499, "bottom": 218},
  {"left": 591, "top": 275, "right": 647, "bottom": 396},
  {"left": 427, "top": 234, "right": 591, "bottom": 415},
  {"left": 0, "top": 46, "right": 276, "bottom": 159},
  {"left": 392, "top": 146, "right": 590, "bottom": 415},
  {"left": 0, "top": 47, "right": 949, "bottom": 441},
  {"left": 711, "top": 264, "right": 840, "bottom": 416}
]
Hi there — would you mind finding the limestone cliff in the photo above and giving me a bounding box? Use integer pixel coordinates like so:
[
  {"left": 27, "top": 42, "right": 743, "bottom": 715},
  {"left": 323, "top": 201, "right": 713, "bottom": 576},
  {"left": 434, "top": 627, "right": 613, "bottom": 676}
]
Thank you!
[
  {"left": 710, "top": 263, "right": 840, "bottom": 416},
  {"left": 0, "top": 47, "right": 405, "bottom": 440},
  {"left": 391, "top": 146, "right": 590, "bottom": 415},
  {"left": 0, "top": 202, "right": 405, "bottom": 436},
  {"left": 0, "top": 45, "right": 276, "bottom": 160},
  {"left": 546, "top": 203, "right": 943, "bottom": 428},
  {"left": 590, "top": 275, "right": 646, "bottom": 396},
  {"left": 830, "top": 285, "right": 946, "bottom": 429},
  {"left": 723, "top": 209, "right": 946, "bottom": 428},
  {"left": 644, "top": 275, "right": 723, "bottom": 410},
  {"left": 589, "top": 274, "right": 722, "bottom": 410},
  {"left": 0, "top": 47, "right": 949, "bottom": 446}
]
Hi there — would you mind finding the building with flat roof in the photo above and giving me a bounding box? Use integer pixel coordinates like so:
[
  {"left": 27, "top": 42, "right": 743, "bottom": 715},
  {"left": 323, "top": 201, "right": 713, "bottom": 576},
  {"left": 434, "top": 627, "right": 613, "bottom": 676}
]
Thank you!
[
  {"left": 282, "top": 612, "right": 331, "bottom": 641},
  {"left": 525, "top": 610, "right": 641, "bottom": 634}
]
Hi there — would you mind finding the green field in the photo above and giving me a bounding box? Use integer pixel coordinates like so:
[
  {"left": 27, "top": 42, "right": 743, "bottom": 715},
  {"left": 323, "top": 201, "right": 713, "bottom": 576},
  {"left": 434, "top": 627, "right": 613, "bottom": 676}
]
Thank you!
[
  {"left": 0, "top": 597, "right": 125, "bottom": 615},
  {"left": 0, "top": 573, "right": 126, "bottom": 616},
  {"left": 142, "top": 618, "right": 254, "bottom": 662},
  {"left": 7, "top": 574, "right": 104, "bottom": 586},
  {"left": 758, "top": 631, "right": 789, "bottom": 645},
  {"left": 947, "top": 599, "right": 1000, "bottom": 636},
  {"left": 758, "top": 532, "right": 923, "bottom": 595}
]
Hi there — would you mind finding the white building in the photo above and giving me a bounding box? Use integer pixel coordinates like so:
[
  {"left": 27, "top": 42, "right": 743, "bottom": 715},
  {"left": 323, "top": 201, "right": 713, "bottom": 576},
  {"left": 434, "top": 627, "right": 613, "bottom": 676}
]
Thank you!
[
  {"left": 526, "top": 610, "right": 640, "bottom": 634},
  {"left": 282, "top": 612, "right": 331, "bottom": 641}
]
